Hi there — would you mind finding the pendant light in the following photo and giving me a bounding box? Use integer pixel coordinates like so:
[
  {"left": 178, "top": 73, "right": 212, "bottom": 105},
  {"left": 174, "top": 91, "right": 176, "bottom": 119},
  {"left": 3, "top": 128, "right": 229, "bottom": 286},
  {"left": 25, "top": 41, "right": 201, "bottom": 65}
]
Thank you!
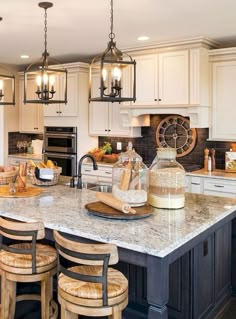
[
  {"left": 0, "top": 18, "right": 15, "bottom": 106},
  {"left": 24, "top": 2, "right": 67, "bottom": 105},
  {"left": 89, "top": 0, "right": 136, "bottom": 103}
]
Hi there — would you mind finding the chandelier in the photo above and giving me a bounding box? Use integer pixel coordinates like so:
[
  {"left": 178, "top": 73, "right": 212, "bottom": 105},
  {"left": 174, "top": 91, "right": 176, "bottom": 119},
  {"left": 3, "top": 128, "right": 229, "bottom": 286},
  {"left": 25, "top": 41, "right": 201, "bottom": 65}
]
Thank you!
[
  {"left": 89, "top": 0, "right": 136, "bottom": 103},
  {"left": 24, "top": 2, "right": 67, "bottom": 105}
]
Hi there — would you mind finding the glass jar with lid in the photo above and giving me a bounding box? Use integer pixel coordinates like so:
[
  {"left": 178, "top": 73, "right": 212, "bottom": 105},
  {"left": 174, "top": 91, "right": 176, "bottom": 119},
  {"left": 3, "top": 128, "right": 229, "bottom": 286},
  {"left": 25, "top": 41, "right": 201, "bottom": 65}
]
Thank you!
[
  {"left": 148, "top": 148, "right": 185, "bottom": 209},
  {"left": 112, "top": 142, "right": 148, "bottom": 207}
]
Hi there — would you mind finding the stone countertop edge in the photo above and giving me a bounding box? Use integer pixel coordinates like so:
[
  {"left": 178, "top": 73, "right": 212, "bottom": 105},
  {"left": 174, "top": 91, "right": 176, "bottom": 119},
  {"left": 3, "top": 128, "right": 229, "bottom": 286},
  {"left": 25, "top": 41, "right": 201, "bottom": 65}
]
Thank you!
[
  {"left": 0, "top": 185, "right": 236, "bottom": 259},
  {"left": 9, "top": 153, "right": 43, "bottom": 160},
  {"left": 186, "top": 168, "right": 236, "bottom": 180}
]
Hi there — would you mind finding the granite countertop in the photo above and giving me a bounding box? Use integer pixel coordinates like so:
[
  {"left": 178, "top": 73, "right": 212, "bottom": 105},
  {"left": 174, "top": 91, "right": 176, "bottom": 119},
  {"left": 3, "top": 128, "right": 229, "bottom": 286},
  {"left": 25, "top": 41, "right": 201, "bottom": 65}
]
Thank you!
[
  {"left": 9, "top": 153, "right": 43, "bottom": 160},
  {"left": 187, "top": 169, "right": 236, "bottom": 180},
  {"left": 0, "top": 184, "right": 236, "bottom": 258}
]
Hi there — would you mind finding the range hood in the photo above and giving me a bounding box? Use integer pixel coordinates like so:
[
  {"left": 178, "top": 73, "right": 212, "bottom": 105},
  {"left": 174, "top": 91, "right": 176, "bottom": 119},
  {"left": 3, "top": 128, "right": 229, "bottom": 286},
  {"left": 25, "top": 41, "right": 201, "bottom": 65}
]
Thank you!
[{"left": 122, "top": 105, "right": 209, "bottom": 128}]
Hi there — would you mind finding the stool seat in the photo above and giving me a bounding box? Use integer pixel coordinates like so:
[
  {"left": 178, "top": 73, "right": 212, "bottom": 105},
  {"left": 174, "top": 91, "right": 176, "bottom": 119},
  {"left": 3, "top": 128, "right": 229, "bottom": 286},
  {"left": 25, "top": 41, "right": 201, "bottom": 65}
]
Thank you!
[
  {"left": 59, "top": 265, "right": 128, "bottom": 299},
  {"left": 0, "top": 243, "right": 57, "bottom": 274}
]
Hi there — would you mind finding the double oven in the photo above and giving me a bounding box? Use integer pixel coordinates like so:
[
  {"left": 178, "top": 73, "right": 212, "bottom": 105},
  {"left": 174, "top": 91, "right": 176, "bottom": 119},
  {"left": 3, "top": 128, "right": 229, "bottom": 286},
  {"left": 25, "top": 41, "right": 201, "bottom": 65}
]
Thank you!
[{"left": 44, "top": 126, "right": 77, "bottom": 177}]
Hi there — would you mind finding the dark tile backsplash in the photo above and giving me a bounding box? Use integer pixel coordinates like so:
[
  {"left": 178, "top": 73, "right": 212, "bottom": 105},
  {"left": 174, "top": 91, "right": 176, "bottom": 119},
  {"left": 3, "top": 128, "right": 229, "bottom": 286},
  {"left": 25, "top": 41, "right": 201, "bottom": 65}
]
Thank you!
[
  {"left": 99, "top": 115, "right": 233, "bottom": 170},
  {"left": 8, "top": 132, "right": 43, "bottom": 154}
]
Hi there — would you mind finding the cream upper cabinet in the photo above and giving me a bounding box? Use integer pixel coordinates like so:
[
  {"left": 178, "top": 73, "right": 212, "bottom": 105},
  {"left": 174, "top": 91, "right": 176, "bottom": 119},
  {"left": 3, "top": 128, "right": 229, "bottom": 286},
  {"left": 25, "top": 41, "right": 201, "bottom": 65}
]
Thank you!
[
  {"left": 19, "top": 78, "right": 44, "bottom": 134},
  {"left": 133, "top": 55, "right": 158, "bottom": 105},
  {"left": 210, "top": 60, "right": 236, "bottom": 140},
  {"left": 44, "top": 72, "right": 78, "bottom": 117},
  {"left": 158, "top": 50, "right": 189, "bottom": 105}
]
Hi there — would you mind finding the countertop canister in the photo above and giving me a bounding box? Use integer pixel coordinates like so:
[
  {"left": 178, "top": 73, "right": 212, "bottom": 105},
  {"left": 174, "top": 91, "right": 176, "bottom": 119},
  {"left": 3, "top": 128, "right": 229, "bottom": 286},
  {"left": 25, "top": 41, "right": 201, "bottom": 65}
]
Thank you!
[{"left": 148, "top": 148, "right": 185, "bottom": 209}]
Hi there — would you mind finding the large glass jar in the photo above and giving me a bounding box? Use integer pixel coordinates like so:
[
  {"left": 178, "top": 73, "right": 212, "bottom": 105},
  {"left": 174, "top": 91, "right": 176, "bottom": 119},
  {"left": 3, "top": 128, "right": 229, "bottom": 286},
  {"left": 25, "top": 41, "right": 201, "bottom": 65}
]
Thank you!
[
  {"left": 148, "top": 148, "right": 185, "bottom": 209},
  {"left": 112, "top": 142, "right": 148, "bottom": 207}
]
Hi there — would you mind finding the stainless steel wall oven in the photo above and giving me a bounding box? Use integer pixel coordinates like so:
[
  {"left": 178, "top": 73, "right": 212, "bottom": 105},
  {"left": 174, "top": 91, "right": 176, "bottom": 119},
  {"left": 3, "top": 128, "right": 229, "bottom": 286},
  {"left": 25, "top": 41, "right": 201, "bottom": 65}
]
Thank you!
[{"left": 44, "top": 127, "right": 77, "bottom": 176}]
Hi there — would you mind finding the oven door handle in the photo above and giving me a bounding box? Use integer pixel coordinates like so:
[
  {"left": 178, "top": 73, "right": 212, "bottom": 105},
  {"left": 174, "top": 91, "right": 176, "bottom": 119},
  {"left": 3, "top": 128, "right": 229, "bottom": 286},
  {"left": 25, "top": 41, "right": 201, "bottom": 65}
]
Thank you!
[
  {"left": 44, "top": 153, "right": 76, "bottom": 159},
  {"left": 45, "top": 134, "right": 76, "bottom": 138}
]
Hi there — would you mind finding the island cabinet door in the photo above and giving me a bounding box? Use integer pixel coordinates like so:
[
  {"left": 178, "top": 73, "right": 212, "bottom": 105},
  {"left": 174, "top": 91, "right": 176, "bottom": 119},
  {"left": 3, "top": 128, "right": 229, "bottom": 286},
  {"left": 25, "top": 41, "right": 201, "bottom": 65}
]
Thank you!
[
  {"left": 214, "top": 223, "right": 231, "bottom": 304},
  {"left": 193, "top": 234, "right": 214, "bottom": 319}
]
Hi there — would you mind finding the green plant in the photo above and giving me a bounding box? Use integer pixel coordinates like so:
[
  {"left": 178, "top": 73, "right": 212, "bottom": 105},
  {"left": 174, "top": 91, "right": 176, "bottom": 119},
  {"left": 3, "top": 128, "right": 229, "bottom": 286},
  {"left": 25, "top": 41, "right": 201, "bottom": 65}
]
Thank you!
[{"left": 102, "top": 142, "right": 112, "bottom": 154}]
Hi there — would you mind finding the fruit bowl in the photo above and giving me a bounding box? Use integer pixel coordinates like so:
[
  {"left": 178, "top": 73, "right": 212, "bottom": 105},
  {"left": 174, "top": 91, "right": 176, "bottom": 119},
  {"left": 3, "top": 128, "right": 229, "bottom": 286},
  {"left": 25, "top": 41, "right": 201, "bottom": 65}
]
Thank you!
[{"left": 102, "top": 154, "right": 119, "bottom": 163}]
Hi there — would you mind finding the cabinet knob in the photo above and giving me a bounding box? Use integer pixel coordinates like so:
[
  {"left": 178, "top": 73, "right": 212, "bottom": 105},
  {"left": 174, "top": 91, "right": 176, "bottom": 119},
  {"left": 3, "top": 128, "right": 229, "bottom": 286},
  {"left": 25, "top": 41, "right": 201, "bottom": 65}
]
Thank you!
[
  {"left": 158, "top": 98, "right": 162, "bottom": 101},
  {"left": 105, "top": 129, "right": 108, "bottom": 132},
  {"left": 56, "top": 111, "right": 59, "bottom": 114},
  {"left": 108, "top": 129, "right": 111, "bottom": 132},
  {"left": 154, "top": 99, "right": 157, "bottom": 101}
]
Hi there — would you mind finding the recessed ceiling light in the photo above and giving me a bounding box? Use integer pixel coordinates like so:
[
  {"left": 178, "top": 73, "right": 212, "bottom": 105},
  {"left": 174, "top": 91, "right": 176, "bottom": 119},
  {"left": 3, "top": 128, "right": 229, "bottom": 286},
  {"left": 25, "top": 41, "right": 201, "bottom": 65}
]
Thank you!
[
  {"left": 20, "top": 55, "right": 29, "bottom": 59},
  {"left": 137, "top": 36, "right": 150, "bottom": 41}
]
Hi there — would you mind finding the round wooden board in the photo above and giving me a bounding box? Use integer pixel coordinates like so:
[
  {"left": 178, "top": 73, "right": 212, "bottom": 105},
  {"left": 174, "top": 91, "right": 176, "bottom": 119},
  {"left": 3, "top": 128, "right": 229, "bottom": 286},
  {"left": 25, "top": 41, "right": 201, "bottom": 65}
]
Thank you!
[
  {"left": 85, "top": 201, "right": 154, "bottom": 220},
  {"left": 0, "top": 186, "right": 45, "bottom": 198}
]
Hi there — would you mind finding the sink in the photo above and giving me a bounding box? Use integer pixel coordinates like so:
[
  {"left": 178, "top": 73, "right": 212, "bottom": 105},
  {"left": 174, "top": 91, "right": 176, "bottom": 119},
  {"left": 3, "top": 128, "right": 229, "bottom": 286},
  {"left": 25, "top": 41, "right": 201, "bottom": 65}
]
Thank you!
[{"left": 88, "top": 184, "right": 112, "bottom": 193}]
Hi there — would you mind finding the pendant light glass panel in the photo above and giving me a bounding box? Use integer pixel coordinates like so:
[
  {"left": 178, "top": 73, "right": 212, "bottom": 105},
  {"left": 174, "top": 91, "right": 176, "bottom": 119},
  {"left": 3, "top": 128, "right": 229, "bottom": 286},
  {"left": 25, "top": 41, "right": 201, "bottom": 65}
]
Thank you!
[
  {"left": 89, "top": 0, "right": 136, "bottom": 103},
  {"left": 24, "top": 2, "right": 67, "bottom": 105},
  {"left": 0, "top": 73, "right": 15, "bottom": 105}
]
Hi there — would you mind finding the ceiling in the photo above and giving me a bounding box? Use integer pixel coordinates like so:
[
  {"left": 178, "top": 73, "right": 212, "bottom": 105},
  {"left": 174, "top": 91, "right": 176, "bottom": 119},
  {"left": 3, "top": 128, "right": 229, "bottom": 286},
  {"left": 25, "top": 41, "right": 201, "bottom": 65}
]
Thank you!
[{"left": 1, "top": 0, "right": 236, "bottom": 68}]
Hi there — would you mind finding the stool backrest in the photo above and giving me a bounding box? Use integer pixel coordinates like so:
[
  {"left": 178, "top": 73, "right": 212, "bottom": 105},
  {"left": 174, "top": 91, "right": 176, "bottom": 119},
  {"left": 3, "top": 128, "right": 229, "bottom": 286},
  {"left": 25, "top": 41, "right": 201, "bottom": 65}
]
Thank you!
[
  {"left": 0, "top": 218, "right": 45, "bottom": 273},
  {"left": 53, "top": 230, "right": 119, "bottom": 306}
]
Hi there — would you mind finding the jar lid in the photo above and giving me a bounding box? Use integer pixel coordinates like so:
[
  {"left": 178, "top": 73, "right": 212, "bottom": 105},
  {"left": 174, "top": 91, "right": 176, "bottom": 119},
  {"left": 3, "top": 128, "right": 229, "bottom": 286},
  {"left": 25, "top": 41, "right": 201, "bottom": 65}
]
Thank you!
[
  {"left": 157, "top": 147, "right": 177, "bottom": 160},
  {"left": 118, "top": 141, "right": 143, "bottom": 163}
]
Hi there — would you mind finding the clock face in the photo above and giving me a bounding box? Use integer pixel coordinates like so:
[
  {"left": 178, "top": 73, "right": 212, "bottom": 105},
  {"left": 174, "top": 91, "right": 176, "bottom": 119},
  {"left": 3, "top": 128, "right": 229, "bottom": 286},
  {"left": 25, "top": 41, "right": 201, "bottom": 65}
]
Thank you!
[{"left": 156, "top": 115, "right": 197, "bottom": 157}]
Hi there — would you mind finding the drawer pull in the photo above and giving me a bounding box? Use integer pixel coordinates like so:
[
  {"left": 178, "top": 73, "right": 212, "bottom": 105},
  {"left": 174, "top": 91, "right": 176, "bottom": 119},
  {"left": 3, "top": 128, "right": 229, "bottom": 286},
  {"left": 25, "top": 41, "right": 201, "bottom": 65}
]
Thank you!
[
  {"left": 214, "top": 185, "right": 224, "bottom": 188},
  {"left": 105, "top": 172, "right": 112, "bottom": 175},
  {"left": 191, "top": 182, "right": 200, "bottom": 185},
  {"left": 84, "top": 169, "right": 92, "bottom": 172}
]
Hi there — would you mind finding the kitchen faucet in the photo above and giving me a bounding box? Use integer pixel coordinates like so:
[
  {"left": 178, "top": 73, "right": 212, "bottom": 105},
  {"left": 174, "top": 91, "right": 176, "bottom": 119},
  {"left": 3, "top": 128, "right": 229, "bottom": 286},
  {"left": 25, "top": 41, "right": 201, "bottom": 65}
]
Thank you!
[{"left": 77, "top": 154, "right": 98, "bottom": 189}]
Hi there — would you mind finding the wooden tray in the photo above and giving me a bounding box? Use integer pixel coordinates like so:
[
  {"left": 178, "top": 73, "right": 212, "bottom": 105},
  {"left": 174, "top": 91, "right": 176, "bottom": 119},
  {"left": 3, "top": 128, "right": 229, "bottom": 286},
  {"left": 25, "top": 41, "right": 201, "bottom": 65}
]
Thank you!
[
  {"left": 0, "top": 186, "right": 45, "bottom": 198},
  {"left": 85, "top": 201, "right": 153, "bottom": 220}
]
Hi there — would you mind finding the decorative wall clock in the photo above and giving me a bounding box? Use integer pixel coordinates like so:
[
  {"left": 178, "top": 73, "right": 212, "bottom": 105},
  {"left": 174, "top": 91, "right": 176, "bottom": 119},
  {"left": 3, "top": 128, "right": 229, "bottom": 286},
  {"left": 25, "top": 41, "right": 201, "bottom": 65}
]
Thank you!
[{"left": 156, "top": 115, "right": 197, "bottom": 157}]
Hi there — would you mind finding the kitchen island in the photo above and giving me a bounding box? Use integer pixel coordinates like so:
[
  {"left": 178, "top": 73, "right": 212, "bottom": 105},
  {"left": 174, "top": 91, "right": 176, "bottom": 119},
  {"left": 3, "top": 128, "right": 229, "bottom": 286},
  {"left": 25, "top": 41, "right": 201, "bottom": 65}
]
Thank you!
[{"left": 0, "top": 185, "right": 236, "bottom": 319}]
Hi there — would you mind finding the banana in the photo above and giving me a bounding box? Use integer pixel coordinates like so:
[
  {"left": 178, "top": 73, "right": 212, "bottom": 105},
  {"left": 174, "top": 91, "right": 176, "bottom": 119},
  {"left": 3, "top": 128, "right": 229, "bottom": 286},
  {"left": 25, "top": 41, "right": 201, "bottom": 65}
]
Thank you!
[
  {"left": 28, "top": 160, "right": 36, "bottom": 168},
  {"left": 46, "top": 160, "right": 56, "bottom": 169},
  {"left": 37, "top": 162, "right": 48, "bottom": 169}
]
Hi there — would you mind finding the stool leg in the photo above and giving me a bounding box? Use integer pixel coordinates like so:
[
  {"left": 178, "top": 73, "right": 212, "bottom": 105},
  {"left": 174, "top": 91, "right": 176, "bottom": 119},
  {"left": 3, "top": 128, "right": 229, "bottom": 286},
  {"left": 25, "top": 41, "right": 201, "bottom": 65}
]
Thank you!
[
  {"left": 61, "top": 303, "right": 78, "bottom": 319},
  {"left": 111, "top": 306, "right": 122, "bottom": 319},
  {"left": 8, "top": 280, "right": 16, "bottom": 319},
  {"left": 1, "top": 272, "right": 16, "bottom": 319},
  {"left": 41, "top": 276, "right": 52, "bottom": 319}
]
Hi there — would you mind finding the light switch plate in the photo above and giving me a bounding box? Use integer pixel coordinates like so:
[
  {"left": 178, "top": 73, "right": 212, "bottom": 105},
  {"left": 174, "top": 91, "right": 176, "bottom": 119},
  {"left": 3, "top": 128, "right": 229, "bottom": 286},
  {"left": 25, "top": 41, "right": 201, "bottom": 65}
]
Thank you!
[{"left": 117, "top": 142, "right": 122, "bottom": 150}]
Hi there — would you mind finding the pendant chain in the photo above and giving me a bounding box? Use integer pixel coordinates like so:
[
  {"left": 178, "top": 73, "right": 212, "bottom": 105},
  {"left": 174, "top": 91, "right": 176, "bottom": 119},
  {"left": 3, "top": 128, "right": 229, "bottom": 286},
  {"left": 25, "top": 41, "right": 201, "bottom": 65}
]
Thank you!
[
  {"left": 44, "top": 8, "right": 48, "bottom": 52},
  {"left": 109, "top": 0, "right": 115, "bottom": 40}
]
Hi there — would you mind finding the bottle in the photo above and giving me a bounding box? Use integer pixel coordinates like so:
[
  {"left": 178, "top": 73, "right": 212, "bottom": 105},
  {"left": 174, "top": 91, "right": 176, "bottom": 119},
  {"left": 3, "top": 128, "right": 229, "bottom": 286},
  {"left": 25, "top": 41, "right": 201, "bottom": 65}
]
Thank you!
[
  {"left": 149, "top": 148, "right": 185, "bottom": 209},
  {"left": 112, "top": 142, "right": 148, "bottom": 207},
  {"left": 210, "top": 148, "right": 216, "bottom": 171},
  {"left": 204, "top": 148, "right": 209, "bottom": 171},
  {"left": 207, "top": 156, "right": 212, "bottom": 172}
]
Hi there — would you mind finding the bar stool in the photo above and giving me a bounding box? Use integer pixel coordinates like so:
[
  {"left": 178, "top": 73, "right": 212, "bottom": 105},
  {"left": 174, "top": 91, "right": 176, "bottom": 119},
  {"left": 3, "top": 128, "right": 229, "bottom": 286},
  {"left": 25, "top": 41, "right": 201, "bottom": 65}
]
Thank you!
[
  {"left": 0, "top": 217, "right": 58, "bottom": 319},
  {"left": 53, "top": 230, "right": 128, "bottom": 319}
]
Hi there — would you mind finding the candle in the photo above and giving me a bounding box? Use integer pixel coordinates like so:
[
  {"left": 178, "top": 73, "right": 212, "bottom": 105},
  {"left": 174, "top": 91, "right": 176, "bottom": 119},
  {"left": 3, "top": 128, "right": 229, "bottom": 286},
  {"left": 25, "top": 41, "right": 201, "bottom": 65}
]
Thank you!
[
  {"left": 43, "top": 73, "right": 49, "bottom": 88},
  {"left": 49, "top": 75, "right": 55, "bottom": 91},
  {"left": 113, "top": 66, "right": 121, "bottom": 82},
  {"left": 36, "top": 75, "right": 42, "bottom": 90},
  {"left": 102, "top": 68, "right": 107, "bottom": 82}
]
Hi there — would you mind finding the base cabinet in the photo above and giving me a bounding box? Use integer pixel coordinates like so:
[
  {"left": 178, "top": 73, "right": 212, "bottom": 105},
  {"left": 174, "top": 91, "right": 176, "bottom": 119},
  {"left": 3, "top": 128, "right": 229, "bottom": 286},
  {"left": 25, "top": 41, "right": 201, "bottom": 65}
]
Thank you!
[{"left": 116, "top": 222, "right": 232, "bottom": 319}]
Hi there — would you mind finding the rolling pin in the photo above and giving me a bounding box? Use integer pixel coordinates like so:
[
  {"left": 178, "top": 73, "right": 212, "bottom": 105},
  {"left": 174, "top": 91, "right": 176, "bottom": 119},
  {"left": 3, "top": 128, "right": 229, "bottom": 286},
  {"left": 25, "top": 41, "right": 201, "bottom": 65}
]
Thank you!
[{"left": 96, "top": 192, "right": 136, "bottom": 214}]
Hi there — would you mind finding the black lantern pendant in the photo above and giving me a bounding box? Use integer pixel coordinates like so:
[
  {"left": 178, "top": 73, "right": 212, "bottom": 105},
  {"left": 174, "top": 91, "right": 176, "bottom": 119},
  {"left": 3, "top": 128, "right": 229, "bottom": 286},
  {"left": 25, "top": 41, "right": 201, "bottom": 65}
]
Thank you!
[
  {"left": 89, "top": 0, "right": 136, "bottom": 103},
  {"left": 24, "top": 2, "right": 67, "bottom": 105}
]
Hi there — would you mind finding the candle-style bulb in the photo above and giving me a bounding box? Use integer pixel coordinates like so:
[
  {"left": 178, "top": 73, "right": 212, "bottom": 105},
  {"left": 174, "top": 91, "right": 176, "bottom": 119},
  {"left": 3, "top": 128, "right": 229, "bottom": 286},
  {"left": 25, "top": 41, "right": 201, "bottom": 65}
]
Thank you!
[
  {"left": 43, "top": 73, "right": 48, "bottom": 85},
  {"left": 0, "top": 79, "right": 4, "bottom": 90},
  {"left": 49, "top": 75, "right": 55, "bottom": 86},
  {"left": 36, "top": 75, "right": 42, "bottom": 87},
  {"left": 102, "top": 68, "right": 107, "bottom": 82},
  {"left": 113, "top": 66, "right": 121, "bottom": 81}
]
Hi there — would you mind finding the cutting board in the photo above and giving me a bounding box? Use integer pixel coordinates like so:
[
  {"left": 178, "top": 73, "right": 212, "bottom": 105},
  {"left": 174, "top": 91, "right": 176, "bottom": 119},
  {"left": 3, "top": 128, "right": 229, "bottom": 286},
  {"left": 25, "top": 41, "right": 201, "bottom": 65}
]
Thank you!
[
  {"left": 85, "top": 201, "right": 153, "bottom": 220},
  {"left": 0, "top": 186, "right": 45, "bottom": 198}
]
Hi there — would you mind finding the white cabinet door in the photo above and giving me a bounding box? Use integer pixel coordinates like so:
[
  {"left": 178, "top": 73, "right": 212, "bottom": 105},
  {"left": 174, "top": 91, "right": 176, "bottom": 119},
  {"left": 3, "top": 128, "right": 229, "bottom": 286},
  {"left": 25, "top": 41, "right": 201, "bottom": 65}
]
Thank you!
[
  {"left": 211, "top": 61, "right": 236, "bottom": 140},
  {"left": 158, "top": 50, "right": 189, "bottom": 105},
  {"left": 19, "top": 79, "right": 44, "bottom": 133},
  {"left": 188, "top": 176, "right": 203, "bottom": 194},
  {"left": 108, "top": 104, "right": 130, "bottom": 136},
  {"left": 133, "top": 55, "right": 158, "bottom": 105},
  {"left": 44, "top": 72, "right": 78, "bottom": 117}
]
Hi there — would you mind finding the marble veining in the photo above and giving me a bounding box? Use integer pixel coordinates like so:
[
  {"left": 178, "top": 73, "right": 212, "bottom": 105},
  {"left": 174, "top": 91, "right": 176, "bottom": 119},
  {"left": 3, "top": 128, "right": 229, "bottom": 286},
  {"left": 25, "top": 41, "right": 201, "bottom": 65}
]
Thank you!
[{"left": 0, "top": 185, "right": 236, "bottom": 258}]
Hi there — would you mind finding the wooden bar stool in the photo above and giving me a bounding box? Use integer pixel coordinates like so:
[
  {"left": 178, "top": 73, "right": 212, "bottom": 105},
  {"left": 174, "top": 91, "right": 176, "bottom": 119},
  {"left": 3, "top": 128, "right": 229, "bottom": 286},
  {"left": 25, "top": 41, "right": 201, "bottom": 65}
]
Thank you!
[
  {"left": 0, "top": 217, "right": 58, "bottom": 319},
  {"left": 53, "top": 230, "right": 128, "bottom": 319}
]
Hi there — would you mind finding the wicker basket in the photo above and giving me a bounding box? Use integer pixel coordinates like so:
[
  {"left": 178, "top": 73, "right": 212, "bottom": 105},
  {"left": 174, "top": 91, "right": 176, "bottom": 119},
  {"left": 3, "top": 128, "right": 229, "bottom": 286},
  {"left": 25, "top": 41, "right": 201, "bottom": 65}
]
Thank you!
[
  {"left": 28, "top": 166, "right": 62, "bottom": 186},
  {"left": 0, "top": 167, "right": 19, "bottom": 185}
]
